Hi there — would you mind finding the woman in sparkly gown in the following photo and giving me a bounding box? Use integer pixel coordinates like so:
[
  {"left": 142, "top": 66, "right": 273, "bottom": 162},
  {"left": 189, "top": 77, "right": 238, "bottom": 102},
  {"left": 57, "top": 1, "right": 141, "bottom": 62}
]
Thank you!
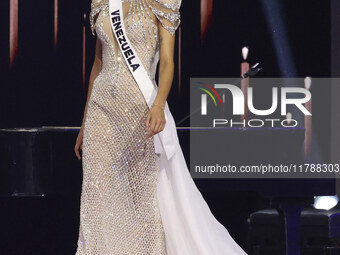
[{"left": 74, "top": 0, "right": 248, "bottom": 254}]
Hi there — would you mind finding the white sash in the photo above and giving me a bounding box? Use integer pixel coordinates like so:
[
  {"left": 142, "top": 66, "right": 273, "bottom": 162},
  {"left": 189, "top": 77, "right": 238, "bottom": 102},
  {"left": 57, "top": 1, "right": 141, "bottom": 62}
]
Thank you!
[{"left": 108, "top": 0, "right": 178, "bottom": 160}]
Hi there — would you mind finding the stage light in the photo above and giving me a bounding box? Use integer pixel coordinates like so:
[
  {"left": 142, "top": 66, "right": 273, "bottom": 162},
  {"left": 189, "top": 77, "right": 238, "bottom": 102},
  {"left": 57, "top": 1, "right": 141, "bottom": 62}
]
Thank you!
[
  {"left": 313, "top": 195, "right": 339, "bottom": 210},
  {"left": 260, "top": 0, "right": 297, "bottom": 78}
]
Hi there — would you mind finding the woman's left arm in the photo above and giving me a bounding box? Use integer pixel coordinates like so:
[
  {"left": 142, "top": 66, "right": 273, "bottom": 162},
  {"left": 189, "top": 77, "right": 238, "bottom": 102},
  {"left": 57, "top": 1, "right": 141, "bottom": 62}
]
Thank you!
[{"left": 146, "top": 24, "right": 176, "bottom": 138}]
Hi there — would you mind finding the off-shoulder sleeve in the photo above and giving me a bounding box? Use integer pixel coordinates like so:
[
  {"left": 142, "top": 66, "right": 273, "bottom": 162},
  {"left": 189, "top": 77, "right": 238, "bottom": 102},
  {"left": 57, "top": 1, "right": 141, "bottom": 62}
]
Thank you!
[
  {"left": 90, "top": 1, "right": 99, "bottom": 36},
  {"left": 147, "top": 0, "right": 182, "bottom": 36},
  {"left": 90, "top": 0, "right": 107, "bottom": 36}
]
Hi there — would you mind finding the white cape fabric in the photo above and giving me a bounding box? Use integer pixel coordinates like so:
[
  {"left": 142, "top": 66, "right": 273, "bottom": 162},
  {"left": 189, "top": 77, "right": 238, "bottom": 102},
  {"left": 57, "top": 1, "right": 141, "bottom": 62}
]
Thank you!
[{"left": 157, "top": 133, "right": 248, "bottom": 255}]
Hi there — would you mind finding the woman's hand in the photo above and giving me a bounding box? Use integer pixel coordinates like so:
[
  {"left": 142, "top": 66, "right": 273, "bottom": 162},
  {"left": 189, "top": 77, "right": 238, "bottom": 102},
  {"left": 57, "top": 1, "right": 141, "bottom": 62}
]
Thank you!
[
  {"left": 74, "top": 127, "right": 84, "bottom": 160},
  {"left": 146, "top": 105, "right": 166, "bottom": 138}
]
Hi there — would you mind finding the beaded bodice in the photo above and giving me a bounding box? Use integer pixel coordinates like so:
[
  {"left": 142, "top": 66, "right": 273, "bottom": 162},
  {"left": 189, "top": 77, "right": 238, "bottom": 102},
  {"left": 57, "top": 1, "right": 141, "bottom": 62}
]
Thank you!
[
  {"left": 90, "top": 0, "right": 181, "bottom": 37},
  {"left": 89, "top": 0, "right": 181, "bottom": 82}
]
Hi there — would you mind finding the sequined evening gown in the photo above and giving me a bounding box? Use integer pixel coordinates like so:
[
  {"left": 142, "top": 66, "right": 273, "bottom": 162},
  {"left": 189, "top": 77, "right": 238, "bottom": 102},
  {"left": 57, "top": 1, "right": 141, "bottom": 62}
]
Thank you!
[
  {"left": 76, "top": 0, "right": 248, "bottom": 254},
  {"left": 75, "top": 0, "right": 181, "bottom": 254}
]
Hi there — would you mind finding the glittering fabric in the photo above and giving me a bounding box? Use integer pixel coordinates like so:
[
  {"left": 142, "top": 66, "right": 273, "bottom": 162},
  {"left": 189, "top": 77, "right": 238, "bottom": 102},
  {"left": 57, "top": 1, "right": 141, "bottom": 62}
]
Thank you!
[
  {"left": 90, "top": 0, "right": 181, "bottom": 37},
  {"left": 75, "top": 0, "right": 181, "bottom": 254}
]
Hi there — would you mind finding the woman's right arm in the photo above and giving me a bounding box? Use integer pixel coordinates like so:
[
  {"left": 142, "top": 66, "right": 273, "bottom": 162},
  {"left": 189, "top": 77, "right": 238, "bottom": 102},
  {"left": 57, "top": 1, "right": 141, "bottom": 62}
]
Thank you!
[
  {"left": 74, "top": 37, "right": 102, "bottom": 160},
  {"left": 81, "top": 37, "right": 103, "bottom": 130}
]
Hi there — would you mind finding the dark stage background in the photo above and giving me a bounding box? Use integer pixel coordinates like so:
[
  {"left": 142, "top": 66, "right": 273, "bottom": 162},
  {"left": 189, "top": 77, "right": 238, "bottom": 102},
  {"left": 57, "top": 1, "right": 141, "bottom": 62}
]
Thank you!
[
  {"left": 0, "top": 0, "right": 332, "bottom": 159},
  {"left": 0, "top": 0, "right": 335, "bottom": 254},
  {"left": 0, "top": 0, "right": 331, "bottom": 128},
  {"left": 0, "top": 0, "right": 332, "bottom": 161}
]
